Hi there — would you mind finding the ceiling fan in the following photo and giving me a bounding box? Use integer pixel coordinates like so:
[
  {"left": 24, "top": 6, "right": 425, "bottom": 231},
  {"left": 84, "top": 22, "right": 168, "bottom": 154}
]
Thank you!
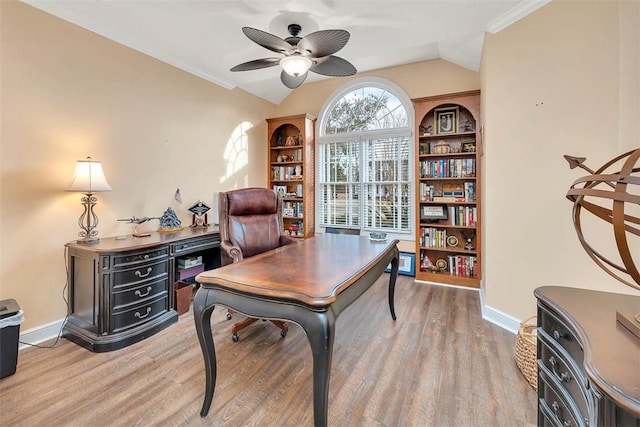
[{"left": 230, "top": 24, "right": 357, "bottom": 89}]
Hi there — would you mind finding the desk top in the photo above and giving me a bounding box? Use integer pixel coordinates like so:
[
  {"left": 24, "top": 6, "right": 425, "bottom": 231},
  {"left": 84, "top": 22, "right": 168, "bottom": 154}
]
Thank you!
[
  {"left": 196, "top": 234, "right": 399, "bottom": 307},
  {"left": 65, "top": 226, "right": 219, "bottom": 253},
  {"left": 535, "top": 286, "right": 640, "bottom": 414}
]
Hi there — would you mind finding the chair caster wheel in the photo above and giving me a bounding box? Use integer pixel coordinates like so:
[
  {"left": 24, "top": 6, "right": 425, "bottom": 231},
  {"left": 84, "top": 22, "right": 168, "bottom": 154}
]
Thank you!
[
  {"left": 232, "top": 334, "right": 239, "bottom": 342},
  {"left": 226, "top": 313, "right": 233, "bottom": 320},
  {"left": 281, "top": 330, "right": 287, "bottom": 338}
]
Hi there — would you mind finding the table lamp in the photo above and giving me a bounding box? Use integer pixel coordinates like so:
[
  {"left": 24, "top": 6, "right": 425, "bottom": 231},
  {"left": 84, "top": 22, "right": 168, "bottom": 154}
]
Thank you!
[{"left": 67, "top": 156, "right": 112, "bottom": 244}]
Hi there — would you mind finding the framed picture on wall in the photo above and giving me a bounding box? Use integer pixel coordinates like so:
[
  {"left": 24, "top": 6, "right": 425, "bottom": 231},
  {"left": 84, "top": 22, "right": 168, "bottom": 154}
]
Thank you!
[
  {"left": 385, "top": 252, "right": 416, "bottom": 276},
  {"left": 435, "top": 106, "right": 459, "bottom": 134}
]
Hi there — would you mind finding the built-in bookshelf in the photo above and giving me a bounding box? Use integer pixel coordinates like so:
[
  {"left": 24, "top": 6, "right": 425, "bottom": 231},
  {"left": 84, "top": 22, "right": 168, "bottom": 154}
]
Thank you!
[
  {"left": 412, "top": 91, "right": 481, "bottom": 288},
  {"left": 266, "top": 114, "right": 316, "bottom": 238}
]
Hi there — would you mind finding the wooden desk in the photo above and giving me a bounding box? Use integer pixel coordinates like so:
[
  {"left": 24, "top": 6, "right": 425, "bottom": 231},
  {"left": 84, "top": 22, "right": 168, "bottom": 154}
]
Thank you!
[{"left": 194, "top": 234, "right": 400, "bottom": 427}]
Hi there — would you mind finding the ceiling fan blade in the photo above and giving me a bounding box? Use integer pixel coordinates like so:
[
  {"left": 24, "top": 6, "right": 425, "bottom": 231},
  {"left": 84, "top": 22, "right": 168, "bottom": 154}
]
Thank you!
[
  {"left": 242, "top": 27, "right": 293, "bottom": 54},
  {"left": 230, "top": 58, "right": 280, "bottom": 72},
  {"left": 281, "top": 70, "right": 307, "bottom": 89},
  {"left": 297, "top": 29, "right": 350, "bottom": 58},
  {"left": 310, "top": 55, "right": 357, "bottom": 77}
]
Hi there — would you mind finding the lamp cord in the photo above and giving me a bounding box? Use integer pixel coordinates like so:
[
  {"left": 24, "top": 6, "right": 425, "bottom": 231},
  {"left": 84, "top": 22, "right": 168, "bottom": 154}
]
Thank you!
[{"left": 18, "top": 247, "right": 70, "bottom": 349}]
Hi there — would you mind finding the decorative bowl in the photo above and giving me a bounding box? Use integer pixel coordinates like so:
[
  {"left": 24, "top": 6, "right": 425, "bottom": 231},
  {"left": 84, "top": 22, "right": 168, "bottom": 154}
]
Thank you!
[{"left": 369, "top": 232, "right": 387, "bottom": 240}]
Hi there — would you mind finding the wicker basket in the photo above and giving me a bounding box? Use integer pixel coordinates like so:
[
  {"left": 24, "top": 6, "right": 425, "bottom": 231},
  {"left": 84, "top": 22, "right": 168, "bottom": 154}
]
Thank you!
[{"left": 514, "top": 315, "right": 538, "bottom": 391}]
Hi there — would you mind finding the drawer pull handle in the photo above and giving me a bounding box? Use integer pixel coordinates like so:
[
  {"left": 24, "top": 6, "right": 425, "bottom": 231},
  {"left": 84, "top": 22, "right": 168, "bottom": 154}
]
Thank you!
[
  {"left": 549, "top": 356, "right": 571, "bottom": 383},
  {"left": 144, "top": 254, "right": 150, "bottom": 260},
  {"left": 135, "top": 286, "right": 152, "bottom": 298},
  {"left": 551, "top": 401, "right": 572, "bottom": 427},
  {"left": 135, "top": 307, "right": 152, "bottom": 319},
  {"left": 553, "top": 329, "right": 562, "bottom": 340},
  {"left": 135, "top": 267, "right": 153, "bottom": 278}
]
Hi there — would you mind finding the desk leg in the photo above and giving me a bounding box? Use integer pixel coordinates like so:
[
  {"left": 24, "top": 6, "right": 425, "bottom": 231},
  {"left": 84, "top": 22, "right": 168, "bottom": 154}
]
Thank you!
[
  {"left": 388, "top": 247, "right": 399, "bottom": 320},
  {"left": 300, "top": 310, "right": 336, "bottom": 427},
  {"left": 193, "top": 289, "right": 217, "bottom": 417}
]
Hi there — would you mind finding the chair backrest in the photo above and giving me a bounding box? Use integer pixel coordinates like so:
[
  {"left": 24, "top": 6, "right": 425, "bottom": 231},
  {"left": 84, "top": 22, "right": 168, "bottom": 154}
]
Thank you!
[{"left": 219, "top": 188, "right": 285, "bottom": 263}]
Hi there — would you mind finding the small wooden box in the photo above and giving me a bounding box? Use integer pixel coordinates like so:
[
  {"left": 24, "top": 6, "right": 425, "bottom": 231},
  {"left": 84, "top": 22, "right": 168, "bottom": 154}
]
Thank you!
[{"left": 432, "top": 141, "right": 450, "bottom": 154}]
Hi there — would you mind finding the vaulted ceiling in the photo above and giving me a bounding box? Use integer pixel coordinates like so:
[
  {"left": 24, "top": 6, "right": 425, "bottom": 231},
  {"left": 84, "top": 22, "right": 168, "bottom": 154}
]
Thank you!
[{"left": 23, "top": 0, "right": 549, "bottom": 104}]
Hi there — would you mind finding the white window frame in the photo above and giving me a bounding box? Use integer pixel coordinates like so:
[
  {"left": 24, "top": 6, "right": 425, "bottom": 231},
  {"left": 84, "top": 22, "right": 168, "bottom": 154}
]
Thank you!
[{"left": 316, "top": 77, "right": 415, "bottom": 241}]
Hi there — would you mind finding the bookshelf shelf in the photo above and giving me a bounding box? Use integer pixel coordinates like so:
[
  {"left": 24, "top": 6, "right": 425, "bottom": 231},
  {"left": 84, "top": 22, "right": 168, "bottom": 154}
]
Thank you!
[
  {"left": 418, "top": 246, "right": 478, "bottom": 255},
  {"left": 413, "top": 90, "right": 481, "bottom": 288},
  {"left": 267, "top": 114, "right": 316, "bottom": 239}
]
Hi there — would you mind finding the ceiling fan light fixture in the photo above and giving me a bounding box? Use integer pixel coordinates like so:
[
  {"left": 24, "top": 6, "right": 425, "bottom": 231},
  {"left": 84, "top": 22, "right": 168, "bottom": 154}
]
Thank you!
[{"left": 280, "top": 55, "right": 313, "bottom": 77}]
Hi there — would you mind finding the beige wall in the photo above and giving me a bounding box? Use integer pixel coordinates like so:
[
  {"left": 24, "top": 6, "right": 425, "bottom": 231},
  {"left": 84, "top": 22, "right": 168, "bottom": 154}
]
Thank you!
[
  {"left": 0, "top": 2, "right": 276, "bottom": 330},
  {"left": 482, "top": 0, "right": 640, "bottom": 320},
  {"left": 276, "top": 59, "right": 480, "bottom": 119}
]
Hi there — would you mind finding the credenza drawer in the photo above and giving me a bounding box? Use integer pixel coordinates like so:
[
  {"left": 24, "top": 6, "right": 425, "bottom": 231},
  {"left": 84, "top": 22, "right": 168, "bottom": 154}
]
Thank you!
[
  {"left": 539, "top": 304, "right": 584, "bottom": 366},
  {"left": 111, "top": 296, "right": 169, "bottom": 333},
  {"left": 539, "top": 368, "right": 585, "bottom": 427},
  {"left": 172, "top": 235, "right": 220, "bottom": 256},
  {"left": 538, "top": 331, "right": 590, "bottom": 422},
  {"left": 111, "top": 247, "right": 169, "bottom": 268},
  {"left": 112, "top": 277, "right": 168, "bottom": 311},
  {"left": 112, "top": 259, "right": 169, "bottom": 288}
]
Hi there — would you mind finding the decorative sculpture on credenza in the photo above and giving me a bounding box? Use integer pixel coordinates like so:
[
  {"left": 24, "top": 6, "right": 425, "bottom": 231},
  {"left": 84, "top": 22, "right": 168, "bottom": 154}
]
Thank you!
[
  {"left": 157, "top": 207, "right": 182, "bottom": 232},
  {"left": 118, "top": 215, "right": 159, "bottom": 237},
  {"left": 564, "top": 148, "right": 640, "bottom": 338},
  {"left": 189, "top": 200, "right": 211, "bottom": 228}
]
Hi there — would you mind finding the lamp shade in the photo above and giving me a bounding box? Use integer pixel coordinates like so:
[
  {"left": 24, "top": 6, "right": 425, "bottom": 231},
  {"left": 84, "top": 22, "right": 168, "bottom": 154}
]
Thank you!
[
  {"left": 280, "top": 55, "right": 313, "bottom": 77},
  {"left": 67, "top": 157, "right": 112, "bottom": 193}
]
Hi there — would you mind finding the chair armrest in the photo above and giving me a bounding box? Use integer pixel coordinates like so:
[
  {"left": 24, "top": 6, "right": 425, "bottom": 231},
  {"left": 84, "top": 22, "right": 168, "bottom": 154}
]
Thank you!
[
  {"left": 279, "top": 235, "right": 298, "bottom": 246},
  {"left": 221, "top": 240, "right": 244, "bottom": 265}
]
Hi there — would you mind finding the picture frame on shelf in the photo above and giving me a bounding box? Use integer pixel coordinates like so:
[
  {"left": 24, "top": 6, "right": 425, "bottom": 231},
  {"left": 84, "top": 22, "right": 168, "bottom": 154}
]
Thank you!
[
  {"left": 435, "top": 106, "right": 459, "bottom": 134},
  {"left": 462, "top": 141, "right": 476, "bottom": 153},
  {"left": 385, "top": 251, "right": 416, "bottom": 276},
  {"left": 420, "top": 204, "right": 448, "bottom": 221},
  {"left": 273, "top": 185, "right": 286, "bottom": 198},
  {"left": 283, "top": 207, "right": 295, "bottom": 217}
]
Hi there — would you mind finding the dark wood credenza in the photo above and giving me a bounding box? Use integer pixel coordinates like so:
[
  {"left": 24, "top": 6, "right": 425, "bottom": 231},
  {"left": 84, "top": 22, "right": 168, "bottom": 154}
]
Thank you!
[
  {"left": 535, "top": 286, "right": 640, "bottom": 426},
  {"left": 64, "top": 228, "right": 220, "bottom": 352}
]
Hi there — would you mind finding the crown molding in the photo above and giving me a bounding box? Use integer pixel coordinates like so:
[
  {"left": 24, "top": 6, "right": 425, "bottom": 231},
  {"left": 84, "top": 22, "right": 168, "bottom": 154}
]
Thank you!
[{"left": 487, "top": 0, "right": 552, "bottom": 34}]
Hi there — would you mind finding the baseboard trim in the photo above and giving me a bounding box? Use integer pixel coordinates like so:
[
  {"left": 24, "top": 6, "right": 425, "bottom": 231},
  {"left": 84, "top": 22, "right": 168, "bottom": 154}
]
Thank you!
[
  {"left": 414, "top": 279, "right": 480, "bottom": 292},
  {"left": 478, "top": 287, "right": 520, "bottom": 334},
  {"left": 18, "top": 318, "right": 66, "bottom": 350}
]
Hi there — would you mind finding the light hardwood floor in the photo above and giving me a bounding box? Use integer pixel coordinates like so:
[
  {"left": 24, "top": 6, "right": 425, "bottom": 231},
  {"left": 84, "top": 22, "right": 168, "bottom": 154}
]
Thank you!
[{"left": 0, "top": 276, "right": 537, "bottom": 426}]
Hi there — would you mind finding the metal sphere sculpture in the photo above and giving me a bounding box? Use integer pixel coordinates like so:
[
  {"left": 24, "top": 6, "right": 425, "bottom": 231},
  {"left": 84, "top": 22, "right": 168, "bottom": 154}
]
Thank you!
[{"left": 564, "top": 148, "right": 640, "bottom": 291}]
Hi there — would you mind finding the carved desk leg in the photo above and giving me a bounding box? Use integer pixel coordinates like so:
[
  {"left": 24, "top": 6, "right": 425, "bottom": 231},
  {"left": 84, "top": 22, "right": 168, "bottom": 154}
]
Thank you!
[
  {"left": 388, "top": 247, "right": 399, "bottom": 320},
  {"left": 297, "top": 309, "right": 336, "bottom": 427},
  {"left": 193, "top": 288, "right": 217, "bottom": 417}
]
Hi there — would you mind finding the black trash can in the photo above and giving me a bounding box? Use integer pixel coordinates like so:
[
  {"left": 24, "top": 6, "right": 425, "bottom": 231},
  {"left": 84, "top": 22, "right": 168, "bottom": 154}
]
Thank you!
[{"left": 0, "top": 299, "right": 23, "bottom": 379}]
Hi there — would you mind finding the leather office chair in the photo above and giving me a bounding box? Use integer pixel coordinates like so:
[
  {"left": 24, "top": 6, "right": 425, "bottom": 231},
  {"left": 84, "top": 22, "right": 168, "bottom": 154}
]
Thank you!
[{"left": 218, "top": 187, "right": 297, "bottom": 342}]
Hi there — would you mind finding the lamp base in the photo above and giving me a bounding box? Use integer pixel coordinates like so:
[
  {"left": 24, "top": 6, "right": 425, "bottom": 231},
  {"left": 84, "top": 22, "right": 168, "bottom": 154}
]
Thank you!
[
  {"left": 616, "top": 310, "right": 640, "bottom": 340},
  {"left": 76, "top": 237, "right": 100, "bottom": 245}
]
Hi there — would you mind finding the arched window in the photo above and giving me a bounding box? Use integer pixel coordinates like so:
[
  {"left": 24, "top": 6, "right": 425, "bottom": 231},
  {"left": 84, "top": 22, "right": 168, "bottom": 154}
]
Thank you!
[{"left": 318, "top": 78, "right": 413, "bottom": 236}]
